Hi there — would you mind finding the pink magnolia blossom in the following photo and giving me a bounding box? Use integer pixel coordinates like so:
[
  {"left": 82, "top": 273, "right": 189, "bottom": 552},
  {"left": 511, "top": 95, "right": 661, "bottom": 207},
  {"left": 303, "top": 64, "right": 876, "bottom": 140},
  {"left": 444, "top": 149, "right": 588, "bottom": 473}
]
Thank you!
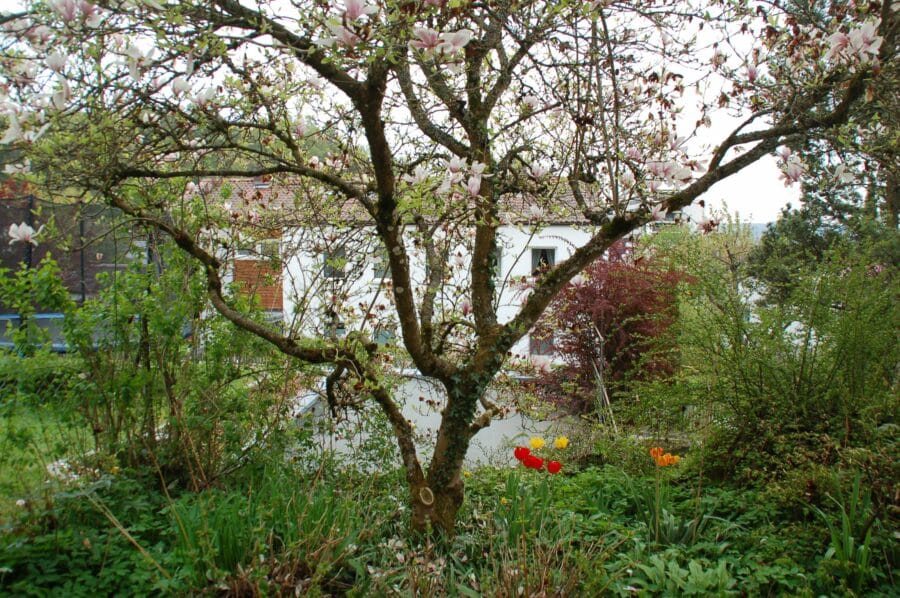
[
  {"left": 650, "top": 204, "right": 667, "bottom": 222},
  {"left": 625, "top": 147, "right": 641, "bottom": 161},
  {"left": 826, "top": 31, "right": 851, "bottom": 62},
  {"left": 446, "top": 156, "right": 466, "bottom": 173},
  {"left": 465, "top": 175, "right": 481, "bottom": 196},
  {"left": 80, "top": 2, "right": 102, "bottom": 28},
  {"left": 8, "top": 222, "right": 43, "bottom": 246},
  {"left": 410, "top": 28, "right": 441, "bottom": 53},
  {"left": 437, "top": 30, "right": 473, "bottom": 55},
  {"left": 827, "top": 20, "right": 882, "bottom": 64},
  {"left": 343, "top": 0, "right": 377, "bottom": 21},
  {"left": 50, "top": 0, "right": 78, "bottom": 23},
  {"left": 527, "top": 205, "right": 544, "bottom": 220},
  {"left": 780, "top": 156, "right": 806, "bottom": 186},
  {"left": 318, "top": 23, "right": 360, "bottom": 48},
  {"left": 848, "top": 20, "right": 882, "bottom": 61},
  {"left": 746, "top": 64, "right": 758, "bottom": 83},
  {"left": 461, "top": 300, "right": 472, "bottom": 316},
  {"left": 528, "top": 164, "right": 548, "bottom": 179}
]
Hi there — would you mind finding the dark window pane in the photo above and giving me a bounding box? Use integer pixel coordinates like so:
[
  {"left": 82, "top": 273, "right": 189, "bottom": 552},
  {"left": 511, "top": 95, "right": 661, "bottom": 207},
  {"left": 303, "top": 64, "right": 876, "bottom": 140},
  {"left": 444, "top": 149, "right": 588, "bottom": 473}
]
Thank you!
[
  {"left": 531, "top": 247, "right": 555, "bottom": 274},
  {"left": 323, "top": 247, "right": 347, "bottom": 279},
  {"left": 529, "top": 333, "right": 555, "bottom": 355}
]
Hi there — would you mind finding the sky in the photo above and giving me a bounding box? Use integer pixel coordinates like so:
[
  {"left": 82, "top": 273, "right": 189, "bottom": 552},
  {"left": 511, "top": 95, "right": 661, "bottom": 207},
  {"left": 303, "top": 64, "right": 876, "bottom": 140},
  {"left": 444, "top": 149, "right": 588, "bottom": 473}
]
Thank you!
[{"left": 698, "top": 155, "right": 799, "bottom": 223}]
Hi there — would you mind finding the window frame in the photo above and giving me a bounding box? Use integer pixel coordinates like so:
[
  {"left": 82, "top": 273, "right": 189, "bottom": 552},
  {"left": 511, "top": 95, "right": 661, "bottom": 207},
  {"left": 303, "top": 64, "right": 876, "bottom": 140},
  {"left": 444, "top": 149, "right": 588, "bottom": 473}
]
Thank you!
[{"left": 530, "top": 246, "right": 556, "bottom": 275}]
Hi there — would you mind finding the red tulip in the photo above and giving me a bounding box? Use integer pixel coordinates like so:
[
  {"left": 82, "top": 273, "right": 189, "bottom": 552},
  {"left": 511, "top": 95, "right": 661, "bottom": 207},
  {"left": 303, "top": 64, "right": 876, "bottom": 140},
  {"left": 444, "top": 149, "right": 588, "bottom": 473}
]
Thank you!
[
  {"left": 513, "top": 446, "right": 530, "bottom": 461},
  {"left": 523, "top": 455, "right": 544, "bottom": 470},
  {"left": 547, "top": 460, "right": 562, "bottom": 474}
]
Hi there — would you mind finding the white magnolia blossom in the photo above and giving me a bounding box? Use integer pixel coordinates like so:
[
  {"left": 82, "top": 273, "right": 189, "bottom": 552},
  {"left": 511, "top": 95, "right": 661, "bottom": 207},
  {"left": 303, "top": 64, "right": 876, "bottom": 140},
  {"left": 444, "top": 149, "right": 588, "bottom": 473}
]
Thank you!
[
  {"left": 402, "top": 165, "right": 430, "bottom": 185},
  {"left": 3, "top": 160, "right": 30, "bottom": 175},
  {"left": 8, "top": 222, "right": 43, "bottom": 246},
  {"left": 123, "top": 44, "right": 151, "bottom": 80},
  {"left": 191, "top": 87, "right": 216, "bottom": 107},
  {"left": 521, "top": 95, "right": 540, "bottom": 111},
  {"left": 1, "top": 112, "right": 23, "bottom": 144},
  {"left": 650, "top": 204, "right": 668, "bottom": 222},
  {"left": 470, "top": 161, "right": 488, "bottom": 177},
  {"left": 833, "top": 163, "right": 856, "bottom": 184},
  {"left": 172, "top": 76, "right": 190, "bottom": 95},
  {"left": 46, "top": 51, "right": 67, "bottom": 73}
]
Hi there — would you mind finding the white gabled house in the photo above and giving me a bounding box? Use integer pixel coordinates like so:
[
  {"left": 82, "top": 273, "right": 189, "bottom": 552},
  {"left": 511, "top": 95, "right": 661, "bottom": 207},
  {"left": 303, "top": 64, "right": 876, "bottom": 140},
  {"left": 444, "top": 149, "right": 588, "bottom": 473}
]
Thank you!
[{"left": 199, "top": 177, "right": 698, "bottom": 364}]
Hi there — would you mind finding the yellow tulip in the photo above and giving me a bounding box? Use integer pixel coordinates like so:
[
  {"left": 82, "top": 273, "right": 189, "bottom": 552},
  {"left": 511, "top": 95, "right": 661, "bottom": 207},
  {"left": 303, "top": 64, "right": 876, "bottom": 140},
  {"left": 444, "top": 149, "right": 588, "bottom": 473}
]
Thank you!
[
  {"left": 529, "top": 436, "right": 546, "bottom": 450},
  {"left": 554, "top": 436, "right": 569, "bottom": 449}
]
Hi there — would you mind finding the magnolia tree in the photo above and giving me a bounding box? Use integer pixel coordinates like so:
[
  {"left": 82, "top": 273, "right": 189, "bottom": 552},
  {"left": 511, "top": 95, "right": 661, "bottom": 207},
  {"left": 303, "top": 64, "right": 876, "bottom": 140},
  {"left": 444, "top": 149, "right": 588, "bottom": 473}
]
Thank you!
[{"left": 0, "top": 0, "right": 894, "bottom": 531}]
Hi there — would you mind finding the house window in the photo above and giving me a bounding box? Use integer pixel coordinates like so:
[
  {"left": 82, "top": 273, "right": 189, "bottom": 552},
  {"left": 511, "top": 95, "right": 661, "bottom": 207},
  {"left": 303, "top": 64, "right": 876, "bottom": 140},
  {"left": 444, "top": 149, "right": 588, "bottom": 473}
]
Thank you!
[
  {"left": 490, "top": 243, "right": 503, "bottom": 281},
  {"left": 236, "top": 239, "right": 280, "bottom": 259},
  {"left": 373, "top": 248, "right": 391, "bottom": 281},
  {"left": 529, "top": 332, "right": 555, "bottom": 356},
  {"left": 531, "top": 247, "right": 556, "bottom": 274},
  {"left": 374, "top": 326, "right": 395, "bottom": 345},
  {"left": 323, "top": 247, "right": 346, "bottom": 279},
  {"left": 325, "top": 310, "right": 345, "bottom": 338},
  {"left": 259, "top": 239, "right": 280, "bottom": 259}
]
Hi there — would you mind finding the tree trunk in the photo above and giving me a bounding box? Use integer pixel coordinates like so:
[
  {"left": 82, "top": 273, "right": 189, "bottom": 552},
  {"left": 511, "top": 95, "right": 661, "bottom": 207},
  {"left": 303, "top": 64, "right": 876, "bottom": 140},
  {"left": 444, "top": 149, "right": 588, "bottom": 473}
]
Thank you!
[{"left": 407, "top": 376, "right": 489, "bottom": 534}]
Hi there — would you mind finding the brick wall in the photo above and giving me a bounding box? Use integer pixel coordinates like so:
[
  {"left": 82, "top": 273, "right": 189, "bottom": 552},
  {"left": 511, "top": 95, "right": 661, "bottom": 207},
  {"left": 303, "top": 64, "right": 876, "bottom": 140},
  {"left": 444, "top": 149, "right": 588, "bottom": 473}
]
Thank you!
[{"left": 233, "top": 259, "right": 283, "bottom": 310}]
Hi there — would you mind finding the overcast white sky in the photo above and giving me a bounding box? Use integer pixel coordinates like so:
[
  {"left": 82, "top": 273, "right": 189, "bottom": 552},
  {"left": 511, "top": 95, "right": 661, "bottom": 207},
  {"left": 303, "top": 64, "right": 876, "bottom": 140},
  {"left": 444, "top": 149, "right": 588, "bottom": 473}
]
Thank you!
[{"left": 698, "top": 156, "right": 798, "bottom": 223}]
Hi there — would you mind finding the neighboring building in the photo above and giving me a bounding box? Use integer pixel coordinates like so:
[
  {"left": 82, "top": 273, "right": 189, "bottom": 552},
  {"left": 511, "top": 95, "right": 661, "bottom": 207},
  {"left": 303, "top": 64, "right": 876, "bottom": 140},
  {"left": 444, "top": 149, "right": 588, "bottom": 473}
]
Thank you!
[
  {"left": 0, "top": 196, "right": 138, "bottom": 350},
  {"left": 194, "top": 178, "right": 701, "bottom": 361}
]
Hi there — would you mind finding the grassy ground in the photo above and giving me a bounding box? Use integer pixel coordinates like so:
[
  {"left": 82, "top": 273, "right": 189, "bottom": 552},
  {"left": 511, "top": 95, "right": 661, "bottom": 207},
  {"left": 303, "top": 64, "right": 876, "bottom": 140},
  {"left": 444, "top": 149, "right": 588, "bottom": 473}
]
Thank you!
[{"left": 0, "top": 379, "right": 92, "bottom": 520}]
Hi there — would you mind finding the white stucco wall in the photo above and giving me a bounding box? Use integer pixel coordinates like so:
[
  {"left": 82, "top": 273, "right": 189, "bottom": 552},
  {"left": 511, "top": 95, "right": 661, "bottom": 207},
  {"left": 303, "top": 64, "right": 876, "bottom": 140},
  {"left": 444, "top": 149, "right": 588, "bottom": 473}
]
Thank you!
[{"left": 280, "top": 223, "right": 595, "bottom": 359}]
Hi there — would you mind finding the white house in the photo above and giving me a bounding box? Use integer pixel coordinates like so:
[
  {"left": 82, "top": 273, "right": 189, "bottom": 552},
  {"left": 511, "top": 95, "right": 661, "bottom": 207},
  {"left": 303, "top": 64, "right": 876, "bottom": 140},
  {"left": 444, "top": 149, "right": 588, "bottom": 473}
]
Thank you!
[{"left": 197, "top": 177, "right": 699, "bottom": 363}]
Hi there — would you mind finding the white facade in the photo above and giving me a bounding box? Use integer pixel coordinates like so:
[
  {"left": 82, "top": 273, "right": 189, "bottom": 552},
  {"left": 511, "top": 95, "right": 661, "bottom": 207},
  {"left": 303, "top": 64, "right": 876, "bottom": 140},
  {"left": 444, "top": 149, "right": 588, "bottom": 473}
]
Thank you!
[{"left": 281, "top": 223, "right": 594, "bottom": 360}]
